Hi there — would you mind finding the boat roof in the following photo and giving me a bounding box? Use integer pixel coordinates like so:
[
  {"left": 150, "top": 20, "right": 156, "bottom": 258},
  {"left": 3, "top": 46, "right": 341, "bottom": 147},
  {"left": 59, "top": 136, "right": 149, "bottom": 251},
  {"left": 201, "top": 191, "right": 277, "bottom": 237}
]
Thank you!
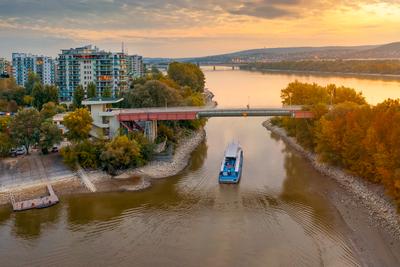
[{"left": 225, "top": 142, "right": 240, "bottom": 158}]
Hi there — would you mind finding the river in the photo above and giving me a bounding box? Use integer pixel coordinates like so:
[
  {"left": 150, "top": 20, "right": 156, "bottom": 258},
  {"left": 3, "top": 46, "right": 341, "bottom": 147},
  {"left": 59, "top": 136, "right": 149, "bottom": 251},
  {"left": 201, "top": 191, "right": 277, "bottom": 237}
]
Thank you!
[{"left": 1, "top": 68, "right": 399, "bottom": 266}]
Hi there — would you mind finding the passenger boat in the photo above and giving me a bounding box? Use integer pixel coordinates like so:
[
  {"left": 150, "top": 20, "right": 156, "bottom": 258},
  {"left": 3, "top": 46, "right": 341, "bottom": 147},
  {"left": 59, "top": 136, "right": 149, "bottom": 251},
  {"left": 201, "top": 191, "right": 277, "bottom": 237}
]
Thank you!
[{"left": 219, "top": 142, "right": 243, "bottom": 184}]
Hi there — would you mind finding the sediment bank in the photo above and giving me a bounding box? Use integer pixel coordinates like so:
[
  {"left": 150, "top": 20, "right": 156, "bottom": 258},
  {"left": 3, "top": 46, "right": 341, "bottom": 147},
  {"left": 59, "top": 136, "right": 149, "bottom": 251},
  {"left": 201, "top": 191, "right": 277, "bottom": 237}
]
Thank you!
[
  {"left": 0, "top": 128, "right": 206, "bottom": 208},
  {"left": 262, "top": 120, "right": 400, "bottom": 239},
  {"left": 116, "top": 128, "right": 206, "bottom": 180}
]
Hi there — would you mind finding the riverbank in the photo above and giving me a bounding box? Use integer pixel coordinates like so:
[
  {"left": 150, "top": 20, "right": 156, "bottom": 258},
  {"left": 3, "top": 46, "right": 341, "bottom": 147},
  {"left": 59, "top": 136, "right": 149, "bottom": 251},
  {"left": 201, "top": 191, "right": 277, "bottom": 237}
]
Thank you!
[
  {"left": 0, "top": 128, "right": 206, "bottom": 208},
  {"left": 263, "top": 120, "right": 400, "bottom": 237},
  {"left": 115, "top": 128, "right": 206, "bottom": 180},
  {"left": 242, "top": 67, "right": 400, "bottom": 80}
]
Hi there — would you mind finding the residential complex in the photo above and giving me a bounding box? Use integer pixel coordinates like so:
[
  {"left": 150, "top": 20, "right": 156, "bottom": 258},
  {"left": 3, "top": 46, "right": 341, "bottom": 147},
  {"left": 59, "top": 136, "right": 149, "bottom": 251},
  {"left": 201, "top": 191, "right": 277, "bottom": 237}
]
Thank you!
[
  {"left": 57, "top": 45, "right": 128, "bottom": 101},
  {"left": 12, "top": 53, "right": 55, "bottom": 86},
  {"left": 126, "top": 55, "right": 144, "bottom": 79}
]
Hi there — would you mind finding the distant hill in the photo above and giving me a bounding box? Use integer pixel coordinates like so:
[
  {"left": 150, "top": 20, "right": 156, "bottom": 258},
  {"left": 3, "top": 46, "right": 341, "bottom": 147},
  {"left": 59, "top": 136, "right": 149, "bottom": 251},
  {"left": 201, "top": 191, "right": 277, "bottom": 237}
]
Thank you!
[{"left": 145, "top": 42, "right": 400, "bottom": 64}]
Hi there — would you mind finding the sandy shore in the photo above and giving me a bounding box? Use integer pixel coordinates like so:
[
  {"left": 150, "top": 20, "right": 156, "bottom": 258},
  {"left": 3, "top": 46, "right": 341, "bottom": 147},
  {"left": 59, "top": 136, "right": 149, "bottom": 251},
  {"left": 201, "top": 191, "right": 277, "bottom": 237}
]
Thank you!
[{"left": 263, "top": 120, "right": 400, "bottom": 238}]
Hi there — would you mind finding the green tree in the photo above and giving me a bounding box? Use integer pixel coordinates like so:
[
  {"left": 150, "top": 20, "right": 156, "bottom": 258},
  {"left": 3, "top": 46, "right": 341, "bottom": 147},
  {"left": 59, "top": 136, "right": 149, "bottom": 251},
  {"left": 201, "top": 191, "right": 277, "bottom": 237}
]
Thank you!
[
  {"left": 87, "top": 82, "right": 97, "bottom": 98},
  {"left": 0, "top": 132, "right": 13, "bottom": 157},
  {"left": 102, "top": 86, "right": 112, "bottom": 98},
  {"left": 10, "top": 108, "right": 41, "bottom": 154},
  {"left": 168, "top": 62, "right": 205, "bottom": 92},
  {"left": 39, "top": 121, "right": 62, "bottom": 154},
  {"left": 73, "top": 85, "right": 85, "bottom": 108},
  {"left": 32, "top": 82, "right": 46, "bottom": 110},
  {"left": 63, "top": 108, "right": 93, "bottom": 142},
  {"left": 40, "top": 102, "right": 58, "bottom": 120},
  {"left": 25, "top": 72, "right": 40, "bottom": 95},
  {"left": 123, "top": 80, "right": 182, "bottom": 108},
  {"left": 44, "top": 85, "right": 59, "bottom": 104}
]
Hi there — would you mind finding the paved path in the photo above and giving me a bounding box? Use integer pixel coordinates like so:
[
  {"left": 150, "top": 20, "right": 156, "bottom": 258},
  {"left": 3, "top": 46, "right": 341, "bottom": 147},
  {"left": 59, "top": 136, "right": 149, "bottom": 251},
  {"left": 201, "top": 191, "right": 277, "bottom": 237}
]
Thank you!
[{"left": 76, "top": 165, "right": 97, "bottom": 192}]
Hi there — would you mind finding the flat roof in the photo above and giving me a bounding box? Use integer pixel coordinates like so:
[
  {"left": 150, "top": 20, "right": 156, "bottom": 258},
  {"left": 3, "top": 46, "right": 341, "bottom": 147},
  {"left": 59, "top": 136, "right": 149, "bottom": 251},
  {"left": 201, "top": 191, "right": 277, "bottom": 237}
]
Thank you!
[{"left": 82, "top": 97, "right": 124, "bottom": 105}]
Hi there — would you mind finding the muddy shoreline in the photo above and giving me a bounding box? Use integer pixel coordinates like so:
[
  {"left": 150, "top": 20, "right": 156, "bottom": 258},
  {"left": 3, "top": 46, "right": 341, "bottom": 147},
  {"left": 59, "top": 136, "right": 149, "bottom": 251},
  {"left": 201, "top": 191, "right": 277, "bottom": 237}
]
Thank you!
[
  {"left": 0, "top": 128, "right": 206, "bottom": 208},
  {"left": 263, "top": 119, "right": 400, "bottom": 266}
]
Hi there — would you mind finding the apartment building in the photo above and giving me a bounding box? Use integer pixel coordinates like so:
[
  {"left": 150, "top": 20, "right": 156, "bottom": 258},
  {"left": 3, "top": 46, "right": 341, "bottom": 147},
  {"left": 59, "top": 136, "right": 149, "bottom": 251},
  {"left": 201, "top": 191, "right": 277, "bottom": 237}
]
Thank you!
[
  {"left": 57, "top": 45, "right": 127, "bottom": 101},
  {"left": 12, "top": 53, "right": 55, "bottom": 86}
]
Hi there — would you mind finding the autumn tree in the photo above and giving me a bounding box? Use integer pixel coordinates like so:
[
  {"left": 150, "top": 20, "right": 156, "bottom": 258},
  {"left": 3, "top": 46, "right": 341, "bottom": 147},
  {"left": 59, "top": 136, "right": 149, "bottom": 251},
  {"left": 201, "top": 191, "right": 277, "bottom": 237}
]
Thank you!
[
  {"left": 168, "top": 62, "right": 205, "bottom": 92},
  {"left": 100, "top": 135, "right": 141, "bottom": 175},
  {"left": 63, "top": 108, "right": 93, "bottom": 142},
  {"left": 40, "top": 102, "right": 58, "bottom": 120}
]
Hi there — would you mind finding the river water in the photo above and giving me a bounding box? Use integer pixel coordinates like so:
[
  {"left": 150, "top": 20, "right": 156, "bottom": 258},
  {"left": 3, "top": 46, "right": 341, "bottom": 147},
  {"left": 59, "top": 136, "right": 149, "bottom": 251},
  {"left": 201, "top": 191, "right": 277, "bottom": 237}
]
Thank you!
[{"left": 1, "top": 68, "right": 399, "bottom": 266}]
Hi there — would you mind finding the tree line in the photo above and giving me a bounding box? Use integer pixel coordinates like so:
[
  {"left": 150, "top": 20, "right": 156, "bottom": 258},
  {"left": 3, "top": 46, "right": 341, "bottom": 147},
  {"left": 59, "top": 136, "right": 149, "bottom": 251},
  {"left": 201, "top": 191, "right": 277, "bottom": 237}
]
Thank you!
[
  {"left": 272, "top": 81, "right": 400, "bottom": 209},
  {"left": 242, "top": 60, "right": 400, "bottom": 76}
]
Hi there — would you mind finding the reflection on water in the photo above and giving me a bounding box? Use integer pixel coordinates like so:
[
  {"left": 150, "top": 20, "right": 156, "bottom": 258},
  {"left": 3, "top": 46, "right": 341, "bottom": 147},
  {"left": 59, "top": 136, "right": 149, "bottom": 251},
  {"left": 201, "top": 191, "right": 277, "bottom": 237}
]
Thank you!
[{"left": 1, "top": 69, "right": 395, "bottom": 266}]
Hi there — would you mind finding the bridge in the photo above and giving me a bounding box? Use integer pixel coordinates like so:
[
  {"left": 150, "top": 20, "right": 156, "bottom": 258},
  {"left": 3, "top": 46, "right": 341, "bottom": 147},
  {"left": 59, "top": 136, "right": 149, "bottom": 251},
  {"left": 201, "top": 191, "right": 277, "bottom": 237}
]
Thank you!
[{"left": 81, "top": 98, "right": 313, "bottom": 142}]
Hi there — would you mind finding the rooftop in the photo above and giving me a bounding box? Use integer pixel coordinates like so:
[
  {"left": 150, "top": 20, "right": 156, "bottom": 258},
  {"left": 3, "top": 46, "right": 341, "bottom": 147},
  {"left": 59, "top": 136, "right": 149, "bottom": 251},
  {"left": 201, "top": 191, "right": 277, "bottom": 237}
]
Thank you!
[{"left": 82, "top": 97, "right": 124, "bottom": 105}]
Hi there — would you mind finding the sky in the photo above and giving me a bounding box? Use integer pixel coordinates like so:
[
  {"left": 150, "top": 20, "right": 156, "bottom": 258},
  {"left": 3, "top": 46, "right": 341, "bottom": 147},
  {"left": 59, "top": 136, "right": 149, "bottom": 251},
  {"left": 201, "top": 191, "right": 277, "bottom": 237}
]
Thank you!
[{"left": 0, "top": 0, "right": 400, "bottom": 59}]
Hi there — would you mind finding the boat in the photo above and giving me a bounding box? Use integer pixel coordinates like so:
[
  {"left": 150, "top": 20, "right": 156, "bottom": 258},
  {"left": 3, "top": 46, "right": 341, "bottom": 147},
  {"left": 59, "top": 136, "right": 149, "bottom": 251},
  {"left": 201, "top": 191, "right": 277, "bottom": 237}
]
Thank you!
[{"left": 219, "top": 142, "right": 243, "bottom": 184}]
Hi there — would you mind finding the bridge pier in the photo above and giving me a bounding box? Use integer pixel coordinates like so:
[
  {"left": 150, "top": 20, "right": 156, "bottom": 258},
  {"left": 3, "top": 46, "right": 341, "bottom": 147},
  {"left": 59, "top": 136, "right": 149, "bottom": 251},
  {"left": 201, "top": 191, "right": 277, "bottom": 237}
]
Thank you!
[{"left": 144, "top": 120, "right": 158, "bottom": 143}]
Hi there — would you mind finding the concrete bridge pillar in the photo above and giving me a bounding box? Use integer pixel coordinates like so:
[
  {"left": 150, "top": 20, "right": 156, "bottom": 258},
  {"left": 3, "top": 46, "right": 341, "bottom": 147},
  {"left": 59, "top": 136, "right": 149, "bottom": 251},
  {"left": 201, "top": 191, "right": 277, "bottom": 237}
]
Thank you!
[{"left": 144, "top": 120, "right": 157, "bottom": 143}]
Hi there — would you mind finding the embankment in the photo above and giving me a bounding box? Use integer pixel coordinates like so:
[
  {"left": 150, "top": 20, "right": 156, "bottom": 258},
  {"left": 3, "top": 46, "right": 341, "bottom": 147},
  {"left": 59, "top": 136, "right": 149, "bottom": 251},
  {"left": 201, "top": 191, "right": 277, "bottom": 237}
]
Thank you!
[{"left": 262, "top": 120, "right": 400, "bottom": 239}]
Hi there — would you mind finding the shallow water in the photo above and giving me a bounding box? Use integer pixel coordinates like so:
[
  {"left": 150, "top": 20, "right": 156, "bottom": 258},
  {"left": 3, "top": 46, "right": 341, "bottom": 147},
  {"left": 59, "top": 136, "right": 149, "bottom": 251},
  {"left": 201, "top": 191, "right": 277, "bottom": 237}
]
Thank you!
[{"left": 1, "top": 69, "right": 399, "bottom": 266}]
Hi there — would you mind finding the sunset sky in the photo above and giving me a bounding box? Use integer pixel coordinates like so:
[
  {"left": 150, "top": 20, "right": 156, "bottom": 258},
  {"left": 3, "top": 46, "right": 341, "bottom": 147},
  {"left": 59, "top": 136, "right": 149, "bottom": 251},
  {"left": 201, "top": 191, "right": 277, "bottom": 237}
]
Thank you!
[{"left": 0, "top": 0, "right": 399, "bottom": 58}]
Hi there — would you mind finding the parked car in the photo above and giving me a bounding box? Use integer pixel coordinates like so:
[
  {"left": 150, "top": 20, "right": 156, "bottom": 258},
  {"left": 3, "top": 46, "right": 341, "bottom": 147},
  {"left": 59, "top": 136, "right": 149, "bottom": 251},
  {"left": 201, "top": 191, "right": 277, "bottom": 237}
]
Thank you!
[
  {"left": 51, "top": 146, "right": 59, "bottom": 153},
  {"left": 16, "top": 147, "right": 26, "bottom": 156}
]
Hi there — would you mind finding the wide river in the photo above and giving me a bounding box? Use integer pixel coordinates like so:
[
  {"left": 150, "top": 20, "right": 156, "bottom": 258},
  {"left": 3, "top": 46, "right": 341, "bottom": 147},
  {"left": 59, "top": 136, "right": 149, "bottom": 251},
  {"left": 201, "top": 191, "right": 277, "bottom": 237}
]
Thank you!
[{"left": 1, "top": 68, "right": 400, "bottom": 266}]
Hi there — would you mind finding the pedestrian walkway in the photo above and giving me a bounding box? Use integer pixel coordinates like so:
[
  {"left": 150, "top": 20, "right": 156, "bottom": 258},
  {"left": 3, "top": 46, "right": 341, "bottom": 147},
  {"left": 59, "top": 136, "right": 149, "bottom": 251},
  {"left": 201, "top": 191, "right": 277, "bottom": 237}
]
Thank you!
[{"left": 76, "top": 165, "right": 97, "bottom": 192}]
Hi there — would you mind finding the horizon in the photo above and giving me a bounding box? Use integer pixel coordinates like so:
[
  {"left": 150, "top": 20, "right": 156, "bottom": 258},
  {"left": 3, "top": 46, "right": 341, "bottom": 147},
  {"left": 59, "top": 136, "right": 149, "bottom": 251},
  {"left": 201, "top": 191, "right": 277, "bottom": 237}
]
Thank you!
[{"left": 1, "top": 1, "right": 400, "bottom": 59}]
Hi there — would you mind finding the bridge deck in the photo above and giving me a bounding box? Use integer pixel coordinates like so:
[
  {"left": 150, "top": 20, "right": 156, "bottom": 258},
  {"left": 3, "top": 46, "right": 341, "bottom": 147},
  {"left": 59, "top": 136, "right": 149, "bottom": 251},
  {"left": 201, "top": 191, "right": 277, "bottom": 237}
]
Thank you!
[{"left": 116, "top": 106, "right": 313, "bottom": 121}]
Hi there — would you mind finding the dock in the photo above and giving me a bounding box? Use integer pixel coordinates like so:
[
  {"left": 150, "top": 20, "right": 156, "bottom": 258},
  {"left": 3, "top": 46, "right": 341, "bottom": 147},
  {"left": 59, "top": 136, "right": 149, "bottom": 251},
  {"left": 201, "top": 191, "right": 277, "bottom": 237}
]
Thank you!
[{"left": 10, "top": 184, "right": 59, "bottom": 212}]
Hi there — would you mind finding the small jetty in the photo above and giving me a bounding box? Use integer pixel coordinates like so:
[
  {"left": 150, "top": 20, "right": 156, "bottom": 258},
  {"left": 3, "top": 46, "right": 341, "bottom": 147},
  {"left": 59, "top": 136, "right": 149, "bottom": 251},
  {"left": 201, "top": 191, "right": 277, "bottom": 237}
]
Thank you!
[{"left": 10, "top": 184, "right": 59, "bottom": 212}]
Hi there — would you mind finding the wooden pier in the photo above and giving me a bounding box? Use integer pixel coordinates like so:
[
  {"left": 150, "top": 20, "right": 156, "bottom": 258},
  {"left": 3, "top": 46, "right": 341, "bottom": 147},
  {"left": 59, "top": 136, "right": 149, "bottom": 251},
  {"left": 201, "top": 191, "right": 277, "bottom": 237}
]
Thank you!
[{"left": 10, "top": 184, "right": 59, "bottom": 212}]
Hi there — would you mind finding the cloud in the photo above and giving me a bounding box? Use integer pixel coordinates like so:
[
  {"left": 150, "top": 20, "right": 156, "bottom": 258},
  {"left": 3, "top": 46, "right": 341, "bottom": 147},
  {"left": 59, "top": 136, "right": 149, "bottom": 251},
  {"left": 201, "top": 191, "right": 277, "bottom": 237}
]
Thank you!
[{"left": 0, "top": 0, "right": 399, "bottom": 57}]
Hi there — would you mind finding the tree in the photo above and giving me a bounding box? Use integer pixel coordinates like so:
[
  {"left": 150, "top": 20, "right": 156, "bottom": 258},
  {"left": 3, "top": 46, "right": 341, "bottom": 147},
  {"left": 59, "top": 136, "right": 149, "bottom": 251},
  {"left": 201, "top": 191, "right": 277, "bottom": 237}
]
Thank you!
[
  {"left": 44, "top": 85, "right": 59, "bottom": 104},
  {"left": 87, "top": 82, "right": 97, "bottom": 98},
  {"left": 168, "top": 62, "right": 205, "bottom": 92},
  {"left": 7, "top": 100, "right": 18, "bottom": 112},
  {"left": 10, "top": 108, "right": 41, "bottom": 154},
  {"left": 32, "top": 82, "right": 46, "bottom": 110},
  {"left": 100, "top": 135, "right": 141, "bottom": 175},
  {"left": 25, "top": 72, "right": 40, "bottom": 95},
  {"left": 73, "top": 85, "right": 85, "bottom": 108},
  {"left": 39, "top": 121, "right": 62, "bottom": 154},
  {"left": 40, "top": 102, "right": 58, "bottom": 120},
  {"left": 23, "top": 95, "right": 33, "bottom": 106},
  {"left": 123, "top": 80, "right": 182, "bottom": 108},
  {"left": 0, "top": 132, "right": 13, "bottom": 157},
  {"left": 63, "top": 108, "right": 93, "bottom": 142},
  {"left": 102, "top": 86, "right": 112, "bottom": 98},
  {"left": 0, "top": 116, "right": 11, "bottom": 132}
]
